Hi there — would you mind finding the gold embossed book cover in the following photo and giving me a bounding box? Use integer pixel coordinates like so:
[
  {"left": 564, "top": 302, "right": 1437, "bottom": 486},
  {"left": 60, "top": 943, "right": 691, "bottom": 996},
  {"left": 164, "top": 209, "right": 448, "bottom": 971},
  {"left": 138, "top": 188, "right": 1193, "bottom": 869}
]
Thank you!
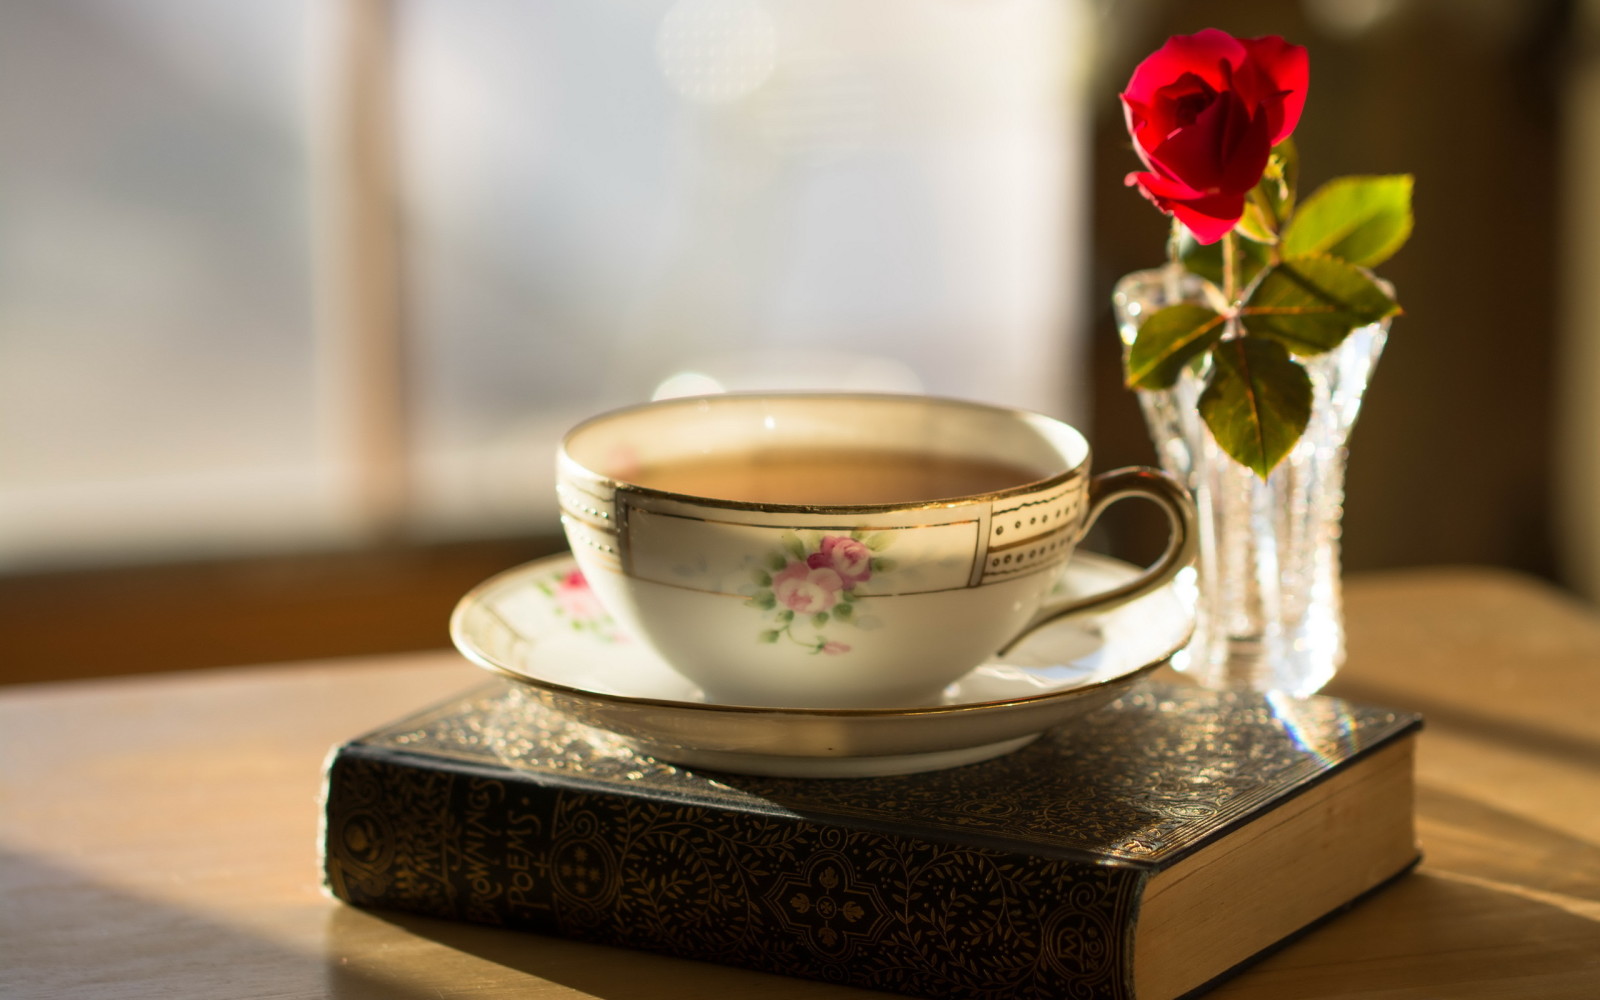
[{"left": 322, "top": 683, "right": 1420, "bottom": 1000}]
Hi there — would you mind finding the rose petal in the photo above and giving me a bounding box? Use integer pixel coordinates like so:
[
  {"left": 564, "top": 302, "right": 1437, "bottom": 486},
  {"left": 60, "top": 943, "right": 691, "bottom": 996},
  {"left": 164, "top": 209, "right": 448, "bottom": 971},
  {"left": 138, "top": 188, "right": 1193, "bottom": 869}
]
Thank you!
[
  {"left": 1121, "top": 31, "right": 1246, "bottom": 160},
  {"left": 1126, "top": 171, "right": 1245, "bottom": 244},
  {"left": 1123, "top": 28, "right": 1244, "bottom": 109},
  {"left": 1146, "top": 90, "right": 1272, "bottom": 195},
  {"left": 1169, "top": 196, "right": 1249, "bottom": 244},
  {"left": 1134, "top": 71, "right": 1227, "bottom": 164},
  {"left": 1120, "top": 94, "right": 1160, "bottom": 170},
  {"left": 1239, "top": 35, "right": 1309, "bottom": 143},
  {"left": 1126, "top": 169, "right": 1202, "bottom": 202}
]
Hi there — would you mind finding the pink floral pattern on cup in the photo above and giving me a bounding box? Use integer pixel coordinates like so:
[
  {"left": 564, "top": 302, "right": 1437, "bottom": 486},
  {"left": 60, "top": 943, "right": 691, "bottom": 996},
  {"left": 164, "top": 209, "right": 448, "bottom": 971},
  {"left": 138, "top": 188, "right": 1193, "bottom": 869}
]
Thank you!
[
  {"left": 772, "top": 560, "right": 846, "bottom": 615},
  {"left": 807, "top": 535, "right": 874, "bottom": 587},
  {"left": 746, "top": 531, "right": 893, "bottom": 655}
]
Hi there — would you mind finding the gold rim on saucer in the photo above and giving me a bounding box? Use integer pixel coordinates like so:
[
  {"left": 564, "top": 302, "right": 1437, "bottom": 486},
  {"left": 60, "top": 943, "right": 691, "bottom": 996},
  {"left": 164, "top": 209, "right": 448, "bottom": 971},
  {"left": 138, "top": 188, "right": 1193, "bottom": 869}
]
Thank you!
[{"left": 448, "top": 551, "right": 1194, "bottom": 777}]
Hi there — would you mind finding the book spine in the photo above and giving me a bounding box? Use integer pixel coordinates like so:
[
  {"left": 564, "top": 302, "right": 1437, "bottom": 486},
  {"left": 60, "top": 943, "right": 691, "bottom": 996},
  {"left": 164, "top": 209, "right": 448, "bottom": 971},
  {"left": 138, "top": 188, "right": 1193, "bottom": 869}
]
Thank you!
[{"left": 323, "top": 744, "right": 1142, "bottom": 1000}]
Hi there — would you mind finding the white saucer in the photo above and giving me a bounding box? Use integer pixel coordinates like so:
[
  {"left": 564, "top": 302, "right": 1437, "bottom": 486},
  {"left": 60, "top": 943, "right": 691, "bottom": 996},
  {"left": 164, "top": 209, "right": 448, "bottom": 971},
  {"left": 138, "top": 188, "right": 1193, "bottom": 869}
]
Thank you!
[{"left": 450, "top": 551, "right": 1193, "bottom": 778}]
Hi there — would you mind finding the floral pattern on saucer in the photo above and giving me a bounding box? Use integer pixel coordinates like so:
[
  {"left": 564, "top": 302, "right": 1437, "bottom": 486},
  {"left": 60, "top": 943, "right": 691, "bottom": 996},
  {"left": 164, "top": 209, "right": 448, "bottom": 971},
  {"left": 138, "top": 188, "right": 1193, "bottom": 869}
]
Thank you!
[
  {"left": 742, "top": 531, "right": 894, "bottom": 655},
  {"left": 535, "top": 568, "right": 625, "bottom": 643},
  {"left": 451, "top": 550, "right": 1194, "bottom": 777}
]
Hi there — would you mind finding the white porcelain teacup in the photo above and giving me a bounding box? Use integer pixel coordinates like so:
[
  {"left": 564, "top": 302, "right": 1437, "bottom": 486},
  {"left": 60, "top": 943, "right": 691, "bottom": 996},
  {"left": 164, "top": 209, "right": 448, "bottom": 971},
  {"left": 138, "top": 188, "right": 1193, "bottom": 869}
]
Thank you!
[{"left": 557, "top": 393, "right": 1195, "bottom": 708}]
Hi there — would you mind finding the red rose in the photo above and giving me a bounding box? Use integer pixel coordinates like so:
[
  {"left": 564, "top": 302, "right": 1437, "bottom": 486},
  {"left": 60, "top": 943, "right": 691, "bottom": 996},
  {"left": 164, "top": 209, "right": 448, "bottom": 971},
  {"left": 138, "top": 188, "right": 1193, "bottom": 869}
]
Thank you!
[{"left": 1121, "top": 29, "right": 1308, "bottom": 244}]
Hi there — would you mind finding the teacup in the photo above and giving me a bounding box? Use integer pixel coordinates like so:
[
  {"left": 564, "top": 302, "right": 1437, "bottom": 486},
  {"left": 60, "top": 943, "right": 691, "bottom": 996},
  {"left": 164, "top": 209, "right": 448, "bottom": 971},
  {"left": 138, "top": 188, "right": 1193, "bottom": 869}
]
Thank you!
[{"left": 557, "top": 393, "right": 1195, "bottom": 708}]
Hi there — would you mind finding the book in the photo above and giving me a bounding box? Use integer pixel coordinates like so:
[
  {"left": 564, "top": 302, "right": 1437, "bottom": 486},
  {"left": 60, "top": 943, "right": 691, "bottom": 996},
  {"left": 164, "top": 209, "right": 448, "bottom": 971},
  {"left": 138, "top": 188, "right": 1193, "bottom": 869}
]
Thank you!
[{"left": 322, "top": 682, "right": 1421, "bottom": 1000}]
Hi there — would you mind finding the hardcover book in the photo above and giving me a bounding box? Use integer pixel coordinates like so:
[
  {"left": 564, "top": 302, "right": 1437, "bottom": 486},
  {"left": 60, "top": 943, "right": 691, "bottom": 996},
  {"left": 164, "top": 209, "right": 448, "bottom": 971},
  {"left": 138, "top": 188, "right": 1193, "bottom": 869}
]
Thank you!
[{"left": 322, "top": 683, "right": 1420, "bottom": 1000}]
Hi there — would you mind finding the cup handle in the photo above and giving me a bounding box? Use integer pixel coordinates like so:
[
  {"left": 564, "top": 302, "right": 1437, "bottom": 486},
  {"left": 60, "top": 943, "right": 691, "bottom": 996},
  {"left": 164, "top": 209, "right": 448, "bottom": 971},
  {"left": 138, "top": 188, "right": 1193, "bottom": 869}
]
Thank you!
[{"left": 996, "top": 467, "right": 1197, "bottom": 655}]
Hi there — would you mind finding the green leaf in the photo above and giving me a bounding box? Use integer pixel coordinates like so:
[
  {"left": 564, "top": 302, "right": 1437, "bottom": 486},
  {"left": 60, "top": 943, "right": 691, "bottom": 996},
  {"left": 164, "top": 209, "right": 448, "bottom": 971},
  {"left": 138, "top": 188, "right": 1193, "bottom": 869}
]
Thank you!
[
  {"left": 765, "top": 552, "right": 787, "bottom": 571},
  {"left": 1124, "top": 303, "right": 1227, "bottom": 389},
  {"left": 1281, "top": 174, "right": 1413, "bottom": 267},
  {"left": 1235, "top": 204, "right": 1274, "bottom": 245},
  {"left": 752, "top": 569, "right": 772, "bottom": 586},
  {"left": 1174, "top": 227, "right": 1222, "bottom": 285},
  {"left": 758, "top": 630, "right": 782, "bottom": 644},
  {"left": 1240, "top": 255, "right": 1401, "bottom": 355},
  {"left": 1199, "top": 338, "right": 1312, "bottom": 478},
  {"left": 812, "top": 612, "right": 830, "bottom": 628},
  {"left": 780, "top": 532, "right": 806, "bottom": 559},
  {"left": 1236, "top": 139, "right": 1298, "bottom": 243},
  {"left": 833, "top": 601, "right": 854, "bottom": 619}
]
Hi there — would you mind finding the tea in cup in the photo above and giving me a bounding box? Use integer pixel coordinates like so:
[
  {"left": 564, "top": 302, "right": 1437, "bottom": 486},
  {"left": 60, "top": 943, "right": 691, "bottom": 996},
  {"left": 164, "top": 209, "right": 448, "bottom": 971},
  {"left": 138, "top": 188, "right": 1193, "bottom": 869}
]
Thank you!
[{"left": 558, "top": 393, "right": 1195, "bottom": 708}]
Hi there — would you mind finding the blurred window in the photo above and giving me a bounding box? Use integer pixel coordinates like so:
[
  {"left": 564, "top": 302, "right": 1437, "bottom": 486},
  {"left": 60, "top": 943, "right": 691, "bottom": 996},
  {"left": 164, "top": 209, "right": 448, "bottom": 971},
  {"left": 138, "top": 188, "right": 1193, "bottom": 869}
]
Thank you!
[
  {"left": 0, "top": 0, "right": 1093, "bottom": 570},
  {"left": 0, "top": 1, "right": 337, "bottom": 567}
]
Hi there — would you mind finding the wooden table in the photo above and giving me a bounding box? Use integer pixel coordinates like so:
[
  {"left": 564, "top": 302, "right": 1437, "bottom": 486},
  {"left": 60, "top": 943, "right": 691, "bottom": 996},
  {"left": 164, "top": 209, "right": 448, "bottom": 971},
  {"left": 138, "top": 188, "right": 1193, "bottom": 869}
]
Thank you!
[{"left": 4, "top": 567, "right": 1599, "bottom": 999}]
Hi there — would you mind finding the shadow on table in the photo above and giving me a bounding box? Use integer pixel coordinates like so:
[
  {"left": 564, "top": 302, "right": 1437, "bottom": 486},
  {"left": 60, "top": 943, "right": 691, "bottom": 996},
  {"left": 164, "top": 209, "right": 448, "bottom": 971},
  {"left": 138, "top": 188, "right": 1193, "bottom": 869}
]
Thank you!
[
  {"left": 1415, "top": 785, "right": 1600, "bottom": 905},
  {"left": 1219, "top": 869, "right": 1600, "bottom": 999},
  {"left": 1327, "top": 677, "right": 1600, "bottom": 768},
  {"left": 0, "top": 846, "right": 416, "bottom": 1000},
  {"left": 322, "top": 904, "right": 891, "bottom": 1000}
]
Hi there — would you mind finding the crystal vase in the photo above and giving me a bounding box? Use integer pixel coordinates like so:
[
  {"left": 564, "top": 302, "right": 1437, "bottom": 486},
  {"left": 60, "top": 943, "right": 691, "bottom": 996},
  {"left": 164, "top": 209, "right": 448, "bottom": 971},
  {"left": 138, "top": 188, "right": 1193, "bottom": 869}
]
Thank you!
[{"left": 1112, "top": 264, "right": 1390, "bottom": 696}]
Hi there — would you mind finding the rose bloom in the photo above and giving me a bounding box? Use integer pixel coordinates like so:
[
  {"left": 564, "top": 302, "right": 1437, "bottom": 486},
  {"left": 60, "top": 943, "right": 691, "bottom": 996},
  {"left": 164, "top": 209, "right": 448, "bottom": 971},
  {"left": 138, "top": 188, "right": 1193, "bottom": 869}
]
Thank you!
[
  {"left": 1121, "top": 28, "right": 1308, "bottom": 243},
  {"left": 772, "top": 560, "right": 844, "bottom": 614},
  {"left": 806, "top": 535, "right": 874, "bottom": 588}
]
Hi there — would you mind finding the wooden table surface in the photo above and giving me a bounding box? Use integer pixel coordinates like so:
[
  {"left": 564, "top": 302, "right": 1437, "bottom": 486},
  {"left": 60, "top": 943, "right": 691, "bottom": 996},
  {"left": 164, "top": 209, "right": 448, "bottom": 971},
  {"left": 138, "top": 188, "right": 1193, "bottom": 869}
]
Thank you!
[{"left": 3, "top": 566, "right": 1599, "bottom": 999}]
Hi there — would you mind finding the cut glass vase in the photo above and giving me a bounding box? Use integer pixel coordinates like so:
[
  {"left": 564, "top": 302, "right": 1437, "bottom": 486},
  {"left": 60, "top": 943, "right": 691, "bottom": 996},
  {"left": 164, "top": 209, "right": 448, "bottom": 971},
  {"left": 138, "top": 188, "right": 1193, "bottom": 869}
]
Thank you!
[{"left": 1112, "top": 264, "right": 1390, "bottom": 696}]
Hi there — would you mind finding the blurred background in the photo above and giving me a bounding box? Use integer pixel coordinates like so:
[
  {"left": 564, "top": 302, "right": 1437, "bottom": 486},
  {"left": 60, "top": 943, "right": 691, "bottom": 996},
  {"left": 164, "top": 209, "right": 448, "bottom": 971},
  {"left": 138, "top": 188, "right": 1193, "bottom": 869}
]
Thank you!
[{"left": 2, "top": 0, "right": 1593, "bottom": 683}]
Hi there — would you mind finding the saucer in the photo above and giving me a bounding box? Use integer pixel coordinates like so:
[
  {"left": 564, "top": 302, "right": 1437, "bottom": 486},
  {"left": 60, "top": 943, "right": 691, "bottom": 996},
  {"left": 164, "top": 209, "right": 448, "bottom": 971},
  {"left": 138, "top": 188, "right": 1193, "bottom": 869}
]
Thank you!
[{"left": 450, "top": 551, "right": 1193, "bottom": 778}]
